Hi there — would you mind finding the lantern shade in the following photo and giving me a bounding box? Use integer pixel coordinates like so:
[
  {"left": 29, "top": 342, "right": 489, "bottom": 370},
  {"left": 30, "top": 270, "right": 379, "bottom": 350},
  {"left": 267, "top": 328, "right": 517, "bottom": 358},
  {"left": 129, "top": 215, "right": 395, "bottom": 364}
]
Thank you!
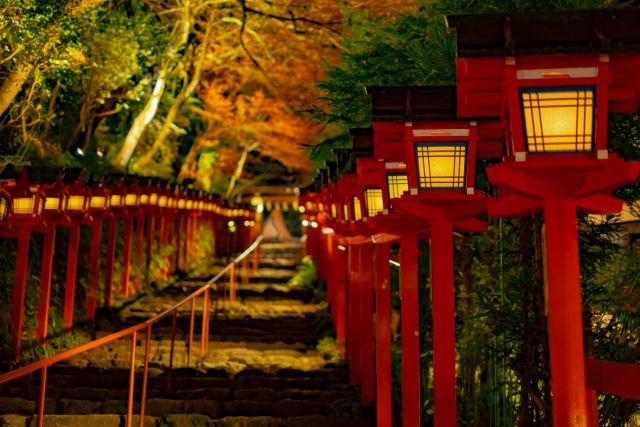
[
  {"left": 110, "top": 194, "right": 123, "bottom": 207},
  {"left": 43, "top": 196, "right": 63, "bottom": 212},
  {"left": 414, "top": 142, "right": 468, "bottom": 189},
  {"left": 90, "top": 196, "right": 107, "bottom": 209},
  {"left": 125, "top": 194, "right": 138, "bottom": 207},
  {"left": 365, "top": 188, "right": 383, "bottom": 217},
  {"left": 353, "top": 196, "right": 362, "bottom": 221},
  {"left": 66, "top": 195, "right": 86, "bottom": 211},
  {"left": 0, "top": 194, "right": 8, "bottom": 220},
  {"left": 12, "top": 197, "right": 37, "bottom": 215},
  {"left": 343, "top": 204, "right": 350, "bottom": 221},
  {"left": 386, "top": 173, "right": 409, "bottom": 201},
  {"left": 520, "top": 87, "right": 594, "bottom": 153},
  {"left": 448, "top": 11, "right": 640, "bottom": 160}
]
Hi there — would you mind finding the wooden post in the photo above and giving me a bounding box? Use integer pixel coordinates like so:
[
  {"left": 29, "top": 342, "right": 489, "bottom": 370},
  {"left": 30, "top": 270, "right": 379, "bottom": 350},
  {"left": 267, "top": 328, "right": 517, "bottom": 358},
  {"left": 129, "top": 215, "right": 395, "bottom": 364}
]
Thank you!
[
  {"left": 359, "top": 240, "right": 374, "bottom": 405},
  {"left": 430, "top": 220, "right": 457, "bottom": 426},
  {"left": 544, "top": 199, "right": 588, "bottom": 426},
  {"left": 63, "top": 223, "right": 81, "bottom": 330},
  {"left": 86, "top": 220, "right": 102, "bottom": 322},
  {"left": 374, "top": 240, "right": 393, "bottom": 427},
  {"left": 37, "top": 228, "right": 56, "bottom": 341},
  {"left": 121, "top": 216, "right": 133, "bottom": 297},
  {"left": 347, "top": 242, "right": 361, "bottom": 385},
  {"left": 135, "top": 213, "right": 144, "bottom": 291},
  {"left": 11, "top": 227, "right": 31, "bottom": 355},
  {"left": 400, "top": 233, "right": 420, "bottom": 427},
  {"left": 104, "top": 217, "right": 117, "bottom": 307}
]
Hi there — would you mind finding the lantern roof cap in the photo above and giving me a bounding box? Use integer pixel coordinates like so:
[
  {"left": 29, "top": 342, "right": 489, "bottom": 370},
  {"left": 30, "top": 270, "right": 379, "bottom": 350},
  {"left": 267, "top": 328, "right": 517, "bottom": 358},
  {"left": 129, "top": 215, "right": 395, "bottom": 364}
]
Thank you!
[
  {"left": 446, "top": 9, "right": 640, "bottom": 57},
  {"left": 348, "top": 128, "right": 374, "bottom": 158},
  {"left": 367, "top": 86, "right": 457, "bottom": 122}
]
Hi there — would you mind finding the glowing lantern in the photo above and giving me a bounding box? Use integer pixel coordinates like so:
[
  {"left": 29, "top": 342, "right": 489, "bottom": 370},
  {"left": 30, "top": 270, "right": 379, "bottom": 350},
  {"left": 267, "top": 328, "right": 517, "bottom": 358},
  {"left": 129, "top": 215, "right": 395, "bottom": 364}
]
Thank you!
[{"left": 448, "top": 10, "right": 640, "bottom": 426}]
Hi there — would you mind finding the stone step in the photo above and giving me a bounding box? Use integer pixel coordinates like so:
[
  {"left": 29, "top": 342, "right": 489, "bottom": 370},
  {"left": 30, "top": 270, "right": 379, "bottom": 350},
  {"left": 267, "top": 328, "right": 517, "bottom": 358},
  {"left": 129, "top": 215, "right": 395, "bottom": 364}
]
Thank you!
[{"left": 0, "top": 414, "right": 372, "bottom": 427}]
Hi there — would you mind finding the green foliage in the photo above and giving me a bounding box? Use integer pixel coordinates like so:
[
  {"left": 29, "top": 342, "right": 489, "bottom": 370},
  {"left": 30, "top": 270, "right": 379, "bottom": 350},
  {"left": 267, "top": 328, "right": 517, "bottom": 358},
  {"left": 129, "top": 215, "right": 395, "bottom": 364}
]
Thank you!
[{"left": 316, "top": 336, "right": 345, "bottom": 365}]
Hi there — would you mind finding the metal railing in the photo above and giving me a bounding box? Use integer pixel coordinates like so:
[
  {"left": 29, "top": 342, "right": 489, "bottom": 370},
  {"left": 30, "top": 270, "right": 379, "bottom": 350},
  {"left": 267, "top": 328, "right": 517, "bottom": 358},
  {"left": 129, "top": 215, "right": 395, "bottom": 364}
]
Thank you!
[{"left": 0, "top": 236, "right": 263, "bottom": 427}]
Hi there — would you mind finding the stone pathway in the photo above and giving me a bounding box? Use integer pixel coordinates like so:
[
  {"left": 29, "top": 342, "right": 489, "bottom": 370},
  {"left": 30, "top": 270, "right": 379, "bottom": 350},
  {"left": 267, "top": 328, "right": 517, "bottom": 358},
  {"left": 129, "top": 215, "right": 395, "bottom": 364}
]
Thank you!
[{"left": 0, "top": 241, "right": 372, "bottom": 426}]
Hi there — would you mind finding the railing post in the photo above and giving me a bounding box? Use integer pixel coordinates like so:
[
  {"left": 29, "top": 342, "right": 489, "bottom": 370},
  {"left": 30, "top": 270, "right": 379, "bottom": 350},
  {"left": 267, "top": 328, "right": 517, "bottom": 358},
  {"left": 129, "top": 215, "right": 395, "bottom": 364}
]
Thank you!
[
  {"left": 36, "top": 366, "right": 47, "bottom": 427},
  {"left": 86, "top": 220, "right": 102, "bottom": 322},
  {"left": 175, "top": 214, "right": 182, "bottom": 271},
  {"left": 127, "top": 331, "right": 137, "bottom": 427},
  {"left": 104, "top": 217, "right": 118, "bottom": 307},
  {"left": 188, "top": 298, "right": 195, "bottom": 366},
  {"left": 37, "top": 227, "right": 56, "bottom": 342},
  {"left": 145, "top": 214, "right": 153, "bottom": 284},
  {"left": 201, "top": 289, "right": 209, "bottom": 354},
  {"left": 63, "top": 223, "right": 81, "bottom": 330},
  {"left": 242, "top": 257, "right": 249, "bottom": 286},
  {"left": 229, "top": 262, "right": 237, "bottom": 303},
  {"left": 11, "top": 227, "right": 31, "bottom": 357},
  {"left": 121, "top": 216, "right": 133, "bottom": 298},
  {"left": 135, "top": 213, "right": 144, "bottom": 291},
  {"left": 139, "top": 325, "right": 152, "bottom": 427},
  {"left": 252, "top": 246, "right": 259, "bottom": 274},
  {"left": 167, "top": 310, "right": 177, "bottom": 393}
]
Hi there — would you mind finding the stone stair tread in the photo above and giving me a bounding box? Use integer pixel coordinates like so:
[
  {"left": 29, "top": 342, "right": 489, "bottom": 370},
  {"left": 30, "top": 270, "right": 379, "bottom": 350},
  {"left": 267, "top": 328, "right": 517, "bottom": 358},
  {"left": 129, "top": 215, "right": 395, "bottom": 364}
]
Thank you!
[{"left": 0, "top": 244, "right": 371, "bottom": 426}]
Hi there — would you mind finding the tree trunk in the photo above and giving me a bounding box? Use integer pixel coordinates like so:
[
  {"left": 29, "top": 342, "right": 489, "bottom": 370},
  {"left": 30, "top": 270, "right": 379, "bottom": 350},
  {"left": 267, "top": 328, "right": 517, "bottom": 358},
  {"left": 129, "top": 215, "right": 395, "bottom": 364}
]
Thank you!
[
  {"left": 0, "top": 64, "right": 34, "bottom": 118},
  {"left": 113, "top": 72, "right": 167, "bottom": 169}
]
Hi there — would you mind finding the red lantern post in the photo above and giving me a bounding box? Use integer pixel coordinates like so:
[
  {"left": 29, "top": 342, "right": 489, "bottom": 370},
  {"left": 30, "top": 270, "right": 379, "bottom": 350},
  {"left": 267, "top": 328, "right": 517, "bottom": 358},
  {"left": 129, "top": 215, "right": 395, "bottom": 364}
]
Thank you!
[
  {"left": 60, "top": 171, "right": 87, "bottom": 330},
  {"left": 353, "top": 115, "right": 433, "bottom": 427},
  {"left": 36, "top": 172, "right": 66, "bottom": 341},
  {"left": 3, "top": 169, "right": 43, "bottom": 355},
  {"left": 366, "top": 86, "right": 503, "bottom": 426},
  {"left": 449, "top": 11, "right": 640, "bottom": 425},
  {"left": 85, "top": 177, "right": 109, "bottom": 321}
]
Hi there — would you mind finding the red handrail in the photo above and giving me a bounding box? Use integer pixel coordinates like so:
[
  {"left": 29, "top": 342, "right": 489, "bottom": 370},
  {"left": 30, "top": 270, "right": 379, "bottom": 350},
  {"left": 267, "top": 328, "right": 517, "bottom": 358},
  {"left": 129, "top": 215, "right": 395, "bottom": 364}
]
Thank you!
[{"left": 0, "top": 236, "right": 263, "bottom": 427}]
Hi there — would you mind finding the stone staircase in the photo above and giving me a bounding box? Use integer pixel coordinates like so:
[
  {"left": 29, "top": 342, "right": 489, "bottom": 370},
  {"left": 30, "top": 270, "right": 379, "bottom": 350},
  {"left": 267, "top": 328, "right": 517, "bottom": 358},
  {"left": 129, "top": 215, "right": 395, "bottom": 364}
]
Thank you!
[{"left": 0, "top": 241, "right": 372, "bottom": 426}]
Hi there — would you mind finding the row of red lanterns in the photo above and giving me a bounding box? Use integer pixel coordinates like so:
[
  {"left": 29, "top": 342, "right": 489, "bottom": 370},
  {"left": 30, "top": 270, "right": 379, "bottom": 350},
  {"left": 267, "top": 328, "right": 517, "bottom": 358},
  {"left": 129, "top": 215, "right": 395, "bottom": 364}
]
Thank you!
[
  {"left": 0, "top": 168, "right": 252, "bottom": 223},
  {"left": 302, "top": 9, "right": 640, "bottom": 427}
]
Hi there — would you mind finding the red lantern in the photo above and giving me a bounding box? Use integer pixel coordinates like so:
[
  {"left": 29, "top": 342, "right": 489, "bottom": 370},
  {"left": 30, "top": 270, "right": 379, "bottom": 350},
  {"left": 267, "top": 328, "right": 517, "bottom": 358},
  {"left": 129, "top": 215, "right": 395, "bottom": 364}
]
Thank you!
[{"left": 448, "top": 10, "right": 640, "bottom": 426}]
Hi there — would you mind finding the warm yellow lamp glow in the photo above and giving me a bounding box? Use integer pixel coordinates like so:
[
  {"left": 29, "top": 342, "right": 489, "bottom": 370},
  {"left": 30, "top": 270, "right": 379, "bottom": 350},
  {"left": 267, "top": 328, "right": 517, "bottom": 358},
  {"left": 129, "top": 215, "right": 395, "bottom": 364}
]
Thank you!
[
  {"left": 415, "top": 142, "right": 467, "bottom": 189},
  {"left": 305, "top": 201, "right": 312, "bottom": 211},
  {"left": 66, "top": 195, "right": 85, "bottom": 211},
  {"left": 387, "top": 173, "right": 409, "bottom": 200},
  {"left": 186, "top": 200, "right": 194, "bottom": 209},
  {"left": 158, "top": 195, "right": 167, "bottom": 207},
  {"left": 13, "top": 197, "right": 35, "bottom": 215},
  {"left": 140, "top": 194, "right": 149, "bottom": 205},
  {"left": 149, "top": 193, "right": 158, "bottom": 205},
  {"left": 110, "top": 194, "right": 122, "bottom": 207},
  {"left": 178, "top": 199, "right": 186, "bottom": 209},
  {"left": 44, "top": 197, "right": 61, "bottom": 211},
  {"left": 0, "top": 197, "right": 7, "bottom": 220},
  {"left": 331, "top": 203, "right": 337, "bottom": 218},
  {"left": 365, "top": 188, "right": 384, "bottom": 217},
  {"left": 520, "top": 87, "right": 594, "bottom": 153},
  {"left": 343, "top": 204, "right": 349, "bottom": 221},
  {"left": 90, "top": 196, "right": 106, "bottom": 209},
  {"left": 125, "top": 194, "right": 137, "bottom": 206},
  {"left": 353, "top": 196, "right": 362, "bottom": 221}
]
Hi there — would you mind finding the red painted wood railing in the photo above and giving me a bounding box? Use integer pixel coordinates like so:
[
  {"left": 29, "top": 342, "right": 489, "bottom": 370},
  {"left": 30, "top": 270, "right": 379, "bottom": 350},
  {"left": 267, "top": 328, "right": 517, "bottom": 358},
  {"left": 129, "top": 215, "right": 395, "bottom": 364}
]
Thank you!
[{"left": 0, "top": 236, "right": 263, "bottom": 427}]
